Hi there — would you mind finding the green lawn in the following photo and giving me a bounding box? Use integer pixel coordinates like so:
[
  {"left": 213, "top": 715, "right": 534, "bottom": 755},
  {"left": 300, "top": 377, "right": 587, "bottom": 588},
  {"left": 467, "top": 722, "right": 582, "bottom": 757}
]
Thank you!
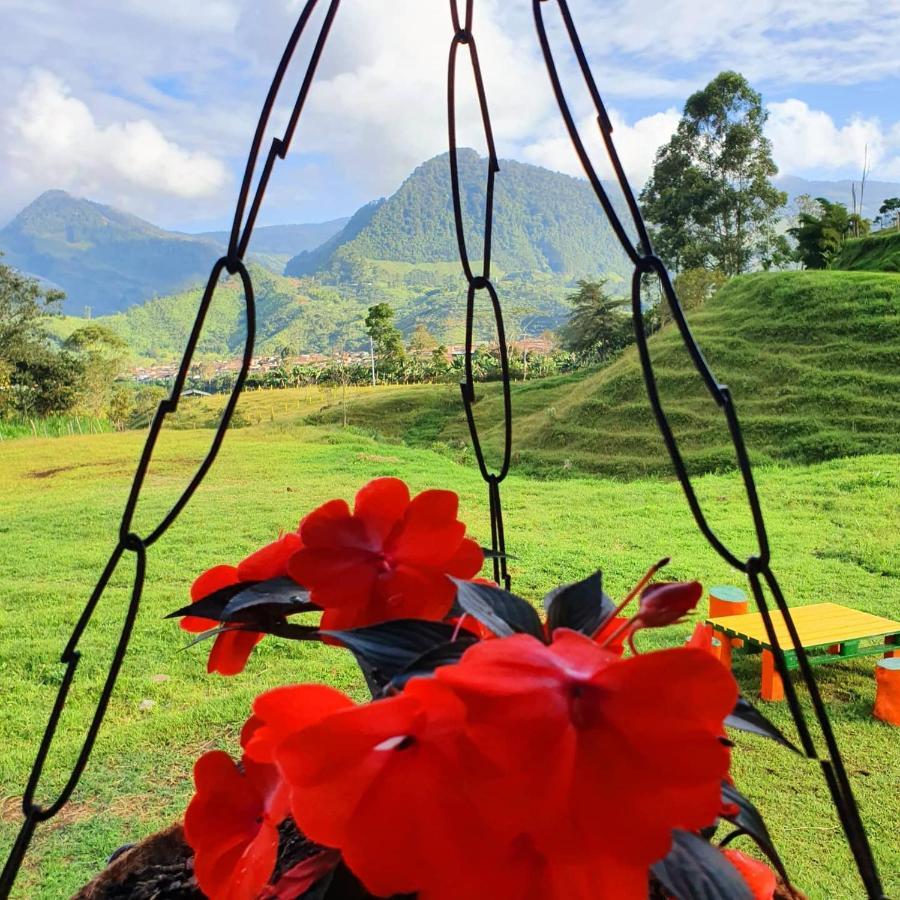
[{"left": 0, "top": 425, "right": 898, "bottom": 898}]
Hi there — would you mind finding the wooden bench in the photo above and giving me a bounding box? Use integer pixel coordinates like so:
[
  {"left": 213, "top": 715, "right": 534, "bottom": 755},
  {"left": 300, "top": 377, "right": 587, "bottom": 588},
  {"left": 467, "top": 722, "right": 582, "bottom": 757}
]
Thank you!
[{"left": 706, "top": 602, "right": 900, "bottom": 701}]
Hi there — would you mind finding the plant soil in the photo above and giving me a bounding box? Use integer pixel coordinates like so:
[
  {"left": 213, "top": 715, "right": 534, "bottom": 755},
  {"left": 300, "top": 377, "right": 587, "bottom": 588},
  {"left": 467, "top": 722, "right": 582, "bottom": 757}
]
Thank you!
[{"left": 73, "top": 823, "right": 807, "bottom": 899}]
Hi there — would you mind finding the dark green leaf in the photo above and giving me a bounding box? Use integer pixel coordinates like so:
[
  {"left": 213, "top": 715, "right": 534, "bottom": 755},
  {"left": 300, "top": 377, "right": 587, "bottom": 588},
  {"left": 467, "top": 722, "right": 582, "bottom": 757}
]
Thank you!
[
  {"left": 322, "top": 620, "right": 464, "bottom": 693},
  {"left": 166, "top": 582, "right": 249, "bottom": 621},
  {"left": 452, "top": 578, "right": 544, "bottom": 640},
  {"left": 221, "top": 576, "right": 315, "bottom": 618},
  {"left": 167, "top": 576, "right": 318, "bottom": 627},
  {"left": 725, "top": 696, "right": 800, "bottom": 753},
  {"left": 386, "top": 639, "right": 477, "bottom": 691},
  {"left": 720, "top": 781, "right": 790, "bottom": 884},
  {"left": 543, "top": 570, "right": 615, "bottom": 636},
  {"left": 181, "top": 621, "right": 320, "bottom": 648},
  {"left": 652, "top": 830, "right": 752, "bottom": 900}
]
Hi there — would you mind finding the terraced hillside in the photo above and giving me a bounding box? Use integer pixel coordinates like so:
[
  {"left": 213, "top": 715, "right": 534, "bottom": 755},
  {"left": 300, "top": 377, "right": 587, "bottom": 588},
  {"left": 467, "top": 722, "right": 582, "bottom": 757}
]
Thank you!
[
  {"left": 309, "top": 271, "right": 900, "bottom": 478},
  {"left": 833, "top": 229, "right": 900, "bottom": 273}
]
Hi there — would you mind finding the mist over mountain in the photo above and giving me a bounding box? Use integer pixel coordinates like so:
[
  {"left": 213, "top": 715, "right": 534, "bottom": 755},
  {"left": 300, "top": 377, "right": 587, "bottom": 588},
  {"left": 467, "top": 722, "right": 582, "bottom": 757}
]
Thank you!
[{"left": 775, "top": 175, "right": 900, "bottom": 219}]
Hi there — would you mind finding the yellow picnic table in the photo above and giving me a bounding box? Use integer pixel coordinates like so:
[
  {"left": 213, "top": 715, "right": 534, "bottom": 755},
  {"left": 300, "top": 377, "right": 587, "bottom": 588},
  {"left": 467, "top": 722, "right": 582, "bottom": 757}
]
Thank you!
[{"left": 706, "top": 602, "right": 900, "bottom": 701}]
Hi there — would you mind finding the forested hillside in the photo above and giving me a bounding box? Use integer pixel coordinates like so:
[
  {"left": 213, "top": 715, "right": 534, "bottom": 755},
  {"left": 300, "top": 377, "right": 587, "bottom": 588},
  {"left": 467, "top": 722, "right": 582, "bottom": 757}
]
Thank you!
[{"left": 46, "top": 262, "right": 581, "bottom": 361}]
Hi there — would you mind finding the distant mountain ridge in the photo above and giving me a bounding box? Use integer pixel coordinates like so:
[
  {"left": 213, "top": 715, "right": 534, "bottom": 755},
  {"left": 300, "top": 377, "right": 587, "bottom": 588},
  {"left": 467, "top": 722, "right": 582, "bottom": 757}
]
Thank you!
[
  {"left": 0, "top": 191, "right": 346, "bottom": 315},
  {"left": 286, "top": 151, "right": 630, "bottom": 279},
  {"left": 198, "top": 219, "right": 349, "bottom": 255},
  {"left": 775, "top": 175, "right": 900, "bottom": 220}
]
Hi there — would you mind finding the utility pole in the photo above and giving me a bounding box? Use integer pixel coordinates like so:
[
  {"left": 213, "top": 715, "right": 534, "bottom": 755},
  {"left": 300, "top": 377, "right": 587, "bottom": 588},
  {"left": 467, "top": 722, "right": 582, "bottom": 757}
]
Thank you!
[{"left": 369, "top": 336, "right": 376, "bottom": 387}]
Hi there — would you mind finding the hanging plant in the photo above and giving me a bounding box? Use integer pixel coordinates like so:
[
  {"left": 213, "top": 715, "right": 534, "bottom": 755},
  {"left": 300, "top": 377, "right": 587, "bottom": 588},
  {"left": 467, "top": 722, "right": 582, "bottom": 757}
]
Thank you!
[{"left": 88, "top": 476, "right": 804, "bottom": 900}]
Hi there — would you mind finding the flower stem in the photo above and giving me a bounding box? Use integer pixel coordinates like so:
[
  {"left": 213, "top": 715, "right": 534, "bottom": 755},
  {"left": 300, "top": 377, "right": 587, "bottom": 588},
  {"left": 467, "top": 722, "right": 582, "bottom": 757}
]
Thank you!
[
  {"left": 591, "top": 557, "right": 670, "bottom": 638},
  {"left": 597, "top": 613, "right": 639, "bottom": 651}
]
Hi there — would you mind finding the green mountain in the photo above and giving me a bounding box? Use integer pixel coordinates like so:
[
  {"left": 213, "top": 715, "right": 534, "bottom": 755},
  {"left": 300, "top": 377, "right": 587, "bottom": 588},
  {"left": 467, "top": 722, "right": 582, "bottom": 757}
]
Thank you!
[
  {"left": 286, "top": 150, "right": 630, "bottom": 278},
  {"left": 309, "top": 270, "right": 900, "bottom": 478},
  {"left": 50, "top": 259, "right": 580, "bottom": 363},
  {"left": 0, "top": 191, "right": 346, "bottom": 316},
  {"left": 40, "top": 152, "right": 644, "bottom": 360}
]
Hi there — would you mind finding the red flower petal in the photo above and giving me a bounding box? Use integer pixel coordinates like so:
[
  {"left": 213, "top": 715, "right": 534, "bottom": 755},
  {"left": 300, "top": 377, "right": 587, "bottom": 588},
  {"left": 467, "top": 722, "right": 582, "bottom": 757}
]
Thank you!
[
  {"left": 258, "top": 849, "right": 342, "bottom": 900},
  {"left": 444, "top": 538, "right": 485, "bottom": 579},
  {"left": 388, "top": 489, "right": 467, "bottom": 566},
  {"left": 638, "top": 580, "right": 703, "bottom": 627},
  {"left": 376, "top": 564, "right": 458, "bottom": 621},
  {"left": 722, "top": 849, "right": 778, "bottom": 899},
  {"left": 236, "top": 532, "right": 302, "bottom": 582},
  {"left": 353, "top": 477, "right": 410, "bottom": 545},
  {"left": 426, "top": 832, "right": 649, "bottom": 900},
  {"left": 191, "top": 564, "right": 241, "bottom": 601},
  {"left": 436, "top": 631, "right": 735, "bottom": 865},
  {"left": 277, "top": 681, "right": 482, "bottom": 897},
  {"left": 243, "top": 684, "right": 354, "bottom": 764},
  {"left": 184, "top": 751, "right": 282, "bottom": 900},
  {"left": 287, "top": 546, "right": 379, "bottom": 609},
  {"left": 207, "top": 627, "right": 264, "bottom": 676},
  {"left": 300, "top": 498, "right": 375, "bottom": 551}
]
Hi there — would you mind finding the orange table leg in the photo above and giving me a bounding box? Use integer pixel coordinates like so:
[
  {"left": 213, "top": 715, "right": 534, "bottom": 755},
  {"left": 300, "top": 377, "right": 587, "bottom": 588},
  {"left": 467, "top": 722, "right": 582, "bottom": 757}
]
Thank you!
[
  {"left": 714, "top": 633, "right": 732, "bottom": 668},
  {"left": 874, "top": 658, "right": 900, "bottom": 725},
  {"left": 761, "top": 650, "right": 784, "bottom": 702}
]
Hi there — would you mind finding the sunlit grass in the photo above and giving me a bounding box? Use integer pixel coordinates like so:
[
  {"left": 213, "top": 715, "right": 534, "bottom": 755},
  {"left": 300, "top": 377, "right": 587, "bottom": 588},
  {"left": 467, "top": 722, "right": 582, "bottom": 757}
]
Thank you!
[{"left": 0, "top": 425, "right": 897, "bottom": 897}]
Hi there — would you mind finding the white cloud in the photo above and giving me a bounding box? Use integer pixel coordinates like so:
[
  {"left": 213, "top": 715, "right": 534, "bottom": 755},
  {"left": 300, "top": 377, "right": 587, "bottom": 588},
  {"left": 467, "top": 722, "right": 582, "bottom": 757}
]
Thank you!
[
  {"left": 3, "top": 0, "right": 900, "bottom": 228},
  {"left": 522, "top": 108, "right": 680, "bottom": 187},
  {"left": 766, "top": 99, "right": 900, "bottom": 178},
  {"left": 253, "top": 0, "right": 559, "bottom": 200},
  {"left": 571, "top": 0, "right": 900, "bottom": 86},
  {"left": 3, "top": 71, "right": 229, "bottom": 220}
]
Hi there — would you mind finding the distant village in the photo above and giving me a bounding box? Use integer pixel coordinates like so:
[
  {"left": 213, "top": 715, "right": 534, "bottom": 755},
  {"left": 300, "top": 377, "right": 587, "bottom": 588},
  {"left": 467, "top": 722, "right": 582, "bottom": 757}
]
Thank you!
[{"left": 129, "top": 337, "right": 554, "bottom": 384}]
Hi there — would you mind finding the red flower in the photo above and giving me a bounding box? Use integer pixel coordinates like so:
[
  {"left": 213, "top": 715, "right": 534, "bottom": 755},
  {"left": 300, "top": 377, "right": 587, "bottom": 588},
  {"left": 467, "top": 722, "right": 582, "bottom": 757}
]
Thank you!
[
  {"left": 435, "top": 629, "right": 737, "bottom": 868},
  {"left": 180, "top": 531, "right": 302, "bottom": 675},
  {"left": 288, "top": 477, "right": 483, "bottom": 630},
  {"left": 722, "top": 849, "right": 778, "bottom": 899},
  {"left": 637, "top": 580, "right": 703, "bottom": 628},
  {"left": 184, "top": 750, "right": 288, "bottom": 900},
  {"left": 273, "top": 678, "right": 490, "bottom": 898},
  {"left": 242, "top": 683, "right": 354, "bottom": 764},
  {"left": 592, "top": 614, "right": 631, "bottom": 656}
]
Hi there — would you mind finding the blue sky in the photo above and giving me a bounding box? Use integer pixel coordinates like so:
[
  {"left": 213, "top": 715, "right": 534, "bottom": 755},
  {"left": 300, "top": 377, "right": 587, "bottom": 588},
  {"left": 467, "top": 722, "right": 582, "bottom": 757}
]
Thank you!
[{"left": 2, "top": 0, "right": 899, "bottom": 231}]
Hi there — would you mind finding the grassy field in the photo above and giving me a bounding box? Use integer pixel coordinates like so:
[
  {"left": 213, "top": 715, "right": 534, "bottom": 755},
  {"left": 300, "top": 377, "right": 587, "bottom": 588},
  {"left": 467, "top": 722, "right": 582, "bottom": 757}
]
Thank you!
[
  {"left": 0, "top": 422, "right": 898, "bottom": 898},
  {"left": 309, "top": 270, "right": 900, "bottom": 478}
]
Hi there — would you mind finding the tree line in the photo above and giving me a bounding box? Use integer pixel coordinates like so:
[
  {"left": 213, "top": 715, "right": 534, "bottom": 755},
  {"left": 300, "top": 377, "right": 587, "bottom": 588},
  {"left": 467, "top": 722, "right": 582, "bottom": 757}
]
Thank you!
[{"left": 0, "top": 256, "right": 146, "bottom": 428}]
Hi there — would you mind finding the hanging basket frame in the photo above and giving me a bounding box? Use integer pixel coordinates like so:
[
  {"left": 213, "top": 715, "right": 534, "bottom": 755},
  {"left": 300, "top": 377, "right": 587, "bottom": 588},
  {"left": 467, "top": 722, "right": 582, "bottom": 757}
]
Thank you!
[{"left": 0, "top": 2, "right": 885, "bottom": 897}]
